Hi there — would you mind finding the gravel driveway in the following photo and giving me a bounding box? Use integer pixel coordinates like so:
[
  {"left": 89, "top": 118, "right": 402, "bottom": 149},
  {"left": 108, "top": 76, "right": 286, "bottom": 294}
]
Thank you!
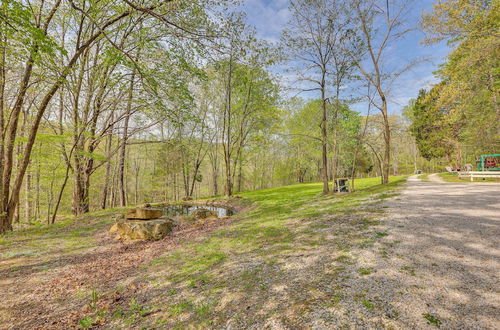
[{"left": 368, "top": 175, "right": 500, "bottom": 328}]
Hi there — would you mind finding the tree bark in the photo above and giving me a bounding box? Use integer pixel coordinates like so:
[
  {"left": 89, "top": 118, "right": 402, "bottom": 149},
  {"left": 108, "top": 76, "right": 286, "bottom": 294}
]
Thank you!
[
  {"left": 320, "top": 81, "right": 329, "bottom": 194},
  {"left": 222, "top": 51, "right": 234, "bottom": 196},
  {"left": 101, "top": 113, "right": 114, "bottom": 209},
  {"left": 381, "top": 97, "right": 390, "bottom": 184},
  {"left": 0, "top": 7, "right": 132, "bottom": 233},
  {"left": 119, "top": 70, "right": 136, "bottom": 207}
]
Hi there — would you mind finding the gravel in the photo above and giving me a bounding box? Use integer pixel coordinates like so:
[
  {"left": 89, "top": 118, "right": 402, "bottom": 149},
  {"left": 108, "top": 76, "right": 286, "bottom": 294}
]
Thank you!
[{"left": 345, "top": 175, "right": 500, "bottom": 329}]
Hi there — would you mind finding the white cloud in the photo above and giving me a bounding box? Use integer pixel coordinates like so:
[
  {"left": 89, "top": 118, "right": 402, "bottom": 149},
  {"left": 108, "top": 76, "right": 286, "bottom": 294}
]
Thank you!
[{"left": 241, "top": 0, "right": 290, "bottom": 43}]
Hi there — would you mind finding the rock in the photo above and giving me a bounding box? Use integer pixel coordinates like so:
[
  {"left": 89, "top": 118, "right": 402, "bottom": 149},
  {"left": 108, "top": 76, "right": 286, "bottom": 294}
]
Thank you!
[
  {"left": 113, "top": 218, "right": 174, "bottom": 240},
  {"left": 182, "top": 196, "right": 193, "bottom": 201},
  {"left": 138, "top": 203, "right": 151, "bottom": 208},
  {"left": 109, "top": 223, "right": 118, "bottom": 233},
  {"left": 191, "top": 208, "right": 218, "bottom": 220},
  {"left": 125, "top": 208, "right": 163, "bottom": 220}
]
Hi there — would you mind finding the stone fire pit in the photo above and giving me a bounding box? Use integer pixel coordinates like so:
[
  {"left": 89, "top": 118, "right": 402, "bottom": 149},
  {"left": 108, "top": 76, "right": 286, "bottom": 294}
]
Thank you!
[{"left": 110, "top": 207, "right": 173, "bottom": 241}]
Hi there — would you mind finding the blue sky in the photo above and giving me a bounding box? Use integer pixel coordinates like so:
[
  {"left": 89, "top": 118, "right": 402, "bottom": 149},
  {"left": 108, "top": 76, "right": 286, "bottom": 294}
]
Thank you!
[{"left": 240, "top": 0, "right": 451, "bottom": 114}]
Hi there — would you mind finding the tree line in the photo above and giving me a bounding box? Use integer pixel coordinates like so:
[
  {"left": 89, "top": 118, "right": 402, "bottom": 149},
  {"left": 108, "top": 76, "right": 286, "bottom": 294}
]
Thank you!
[
  {"left": 406, "top": 0, "right": 499, "bottom": 167},
  {"left": 0, "top": 0, "right": 467, "bottom": 233}
]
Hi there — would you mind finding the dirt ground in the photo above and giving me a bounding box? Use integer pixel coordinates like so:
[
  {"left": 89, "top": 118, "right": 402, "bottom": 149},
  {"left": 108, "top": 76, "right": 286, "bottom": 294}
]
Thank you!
[
  {"left": 0, "top": 205, "right": 243, "bottom": 329},
  {"left": 1, "top": 178, "right": 498, "bottom": 329}
]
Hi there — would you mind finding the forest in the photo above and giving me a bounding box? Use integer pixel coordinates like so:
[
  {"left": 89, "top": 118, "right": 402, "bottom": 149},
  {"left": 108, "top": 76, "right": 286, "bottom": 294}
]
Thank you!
[
  {"left": 0, "top": 0, "right": 497, "bottom": 233},
  {"left": 1, "top": 0, "right": 499, "bottom": 328}
]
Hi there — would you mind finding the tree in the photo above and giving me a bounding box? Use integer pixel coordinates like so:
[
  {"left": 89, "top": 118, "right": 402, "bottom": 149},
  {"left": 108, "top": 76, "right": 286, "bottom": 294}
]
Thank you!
[
  {"left": 408, "top": 89, "right": 446, "bottom": 161},
  {"left": 420, "top": 0, "right": 499, "bottom": 154},
  {"left": 215, "top": 15, "right": 278, "bottom": 196},
  {"left": 217, "top": 60, "right": 280, "bottom": 195},
  {"left": 281, "top": 0, "right": 340, "bottom": 194},
  {"left": 284, "top": 98, "right": 365, "bottom": 186},
  {"left": 350, "top": 0, "right": 415, "bottom": 184},
  {"left": 0, "top": 0, "right": 227, "bottom": 233}
]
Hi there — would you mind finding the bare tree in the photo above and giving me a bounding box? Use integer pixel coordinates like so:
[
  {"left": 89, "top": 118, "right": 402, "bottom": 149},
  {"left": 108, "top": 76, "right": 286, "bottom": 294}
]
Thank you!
[
  {"left": 350, "top": 0, "right": 415, "bottom": 184},
  {"left": 282, "top": 0, "right": 348, "bottom": 194}
]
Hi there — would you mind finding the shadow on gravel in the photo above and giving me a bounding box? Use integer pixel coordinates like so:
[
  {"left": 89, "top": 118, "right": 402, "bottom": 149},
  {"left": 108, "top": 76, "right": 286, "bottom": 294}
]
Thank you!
[{"left": 364, "top": 180, "right": 500, "bottom": 328}]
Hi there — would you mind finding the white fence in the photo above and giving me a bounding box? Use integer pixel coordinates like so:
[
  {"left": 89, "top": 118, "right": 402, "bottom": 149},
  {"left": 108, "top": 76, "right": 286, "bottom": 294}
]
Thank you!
[{"left": 458, "top": 171, "right": 500, "bottom": 181}]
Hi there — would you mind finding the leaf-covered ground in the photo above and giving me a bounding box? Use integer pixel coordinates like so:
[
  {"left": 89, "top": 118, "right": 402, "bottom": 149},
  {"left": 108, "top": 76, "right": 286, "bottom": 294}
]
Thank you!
[{"left": 0, "top": 176, "right": 406, "bottom": 329}]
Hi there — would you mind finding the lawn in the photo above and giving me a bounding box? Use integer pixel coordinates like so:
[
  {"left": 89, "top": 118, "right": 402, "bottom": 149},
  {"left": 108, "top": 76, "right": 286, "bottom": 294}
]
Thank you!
[
  {"left": 418, "top": 173, "right": 430, "bottom": 181},
  {"left": 438, "top": 172, "right": 500, "bottom": 182},
  {"left": 0, "top": 176, "right": 407, "bottom": 329}
]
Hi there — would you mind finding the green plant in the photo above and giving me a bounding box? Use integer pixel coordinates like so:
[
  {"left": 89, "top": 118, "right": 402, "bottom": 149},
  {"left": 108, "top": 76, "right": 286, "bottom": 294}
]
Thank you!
[
  {"left": 358, "top": 267, "right": 373, "bottom": 275},
  {"left": 169, "top": 301, "right": 193, "bottom": 316},
  {"left": 129, "top": 298, "right": 148, "bottom": 316},
  {"left": 401, "top": 265, "right": 416, "bottom": 276},
  {"left": 1, "top": 250, "right": 36, "bottom": 258},
  {"left": 323, "top": 293, "right": 342, "bottom": 308},
  {"left": 90, "top": 289, "right": 99, "bottom": 310},
  {"left": 79, "top": 316, "right": 93, "bottom": 329},
  {"left": 195, "top": 302, "right": 211, "bottom": 317},
  {"left": 423, "top": 313, "right": 442, "bottom": 327},
  {"left": 362, "top": 300, "right": 374, "bottom": 309},
  {"left": 335, "top": 254, "right": 351, "bottom": 263}
]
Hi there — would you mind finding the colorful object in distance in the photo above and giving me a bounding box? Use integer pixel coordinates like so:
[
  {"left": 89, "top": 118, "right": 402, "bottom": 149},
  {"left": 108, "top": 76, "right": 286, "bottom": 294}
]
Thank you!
[{"left": 476, "top": 154, "right": 500, "bottom": 171}]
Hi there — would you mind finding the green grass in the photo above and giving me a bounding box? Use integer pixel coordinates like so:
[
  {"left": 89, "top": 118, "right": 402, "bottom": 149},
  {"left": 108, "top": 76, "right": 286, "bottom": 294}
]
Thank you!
[
  {"left": 358, "top": 267, "right": 373, "bottom": 275},
  {"left": 401, "top": 265, "right": 416, "bottom": 276},
  {"left": 419, "top": 174, "right": 430, "bottom": 181},
  {"left": 1, "top": 176, "right": 407, "bottom": 328},
  {"left": 438, "top": 172, "right": 500, "bottom": 183},
  {"left": 362, "top": 299, "right": 374, "bottom": 309},
  {"left": 423, "top": 313, "right": 442, "bottom": 327},
  {"left": 149, "top": 177, "right": 404, "bottom": 271},
  {"left": 0, "top": 208, "right": 124, "bottom": 259},
  {"left": 143, "top": 176, "right": 406, "bottom": 323}
]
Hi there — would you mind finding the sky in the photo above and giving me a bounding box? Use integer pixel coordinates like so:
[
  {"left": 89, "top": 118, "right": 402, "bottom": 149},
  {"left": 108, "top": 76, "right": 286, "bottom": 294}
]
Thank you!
[{"left": 239, "top": 0, "right": 451, "bottom": 115}]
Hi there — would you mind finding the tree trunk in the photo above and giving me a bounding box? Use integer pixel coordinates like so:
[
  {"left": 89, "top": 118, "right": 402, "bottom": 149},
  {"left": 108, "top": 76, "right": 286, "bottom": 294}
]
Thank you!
[
  {"left": 0, "top": 21, "right": 6, "bottom": 232},
  {"left": 223, "top": 51, "right": 234, "bottom": 196},
  {"left": 209, "top": 150, "right": 219, "bottom": 196},
  {"left": 35, "top": 159, "right": 40, "bottom": 222},
  {"left": 237, "top": 149, "right": 243, "bottom": 193},
  {"left": 320, "top": 82, "right": 329, "bottom": 194},
  {"left": 25, "top": 166, "right": 31, "bottom": 223},
  {"left": 101, "top": 113, "right": 114, "bottom": 209},
  {"left": 381, "top": 97, "right": 390, "bottom": 184},
  {"left": 331, "top": 91, "right": 342, "bottom": 191},
  {"left": 119, "top": 70, "right": 136, "bottom": 207},
  {"left": 51, "top": 160, "right": 71, "bottom": 224},
  {"left": 46, "top": 175, "right": 55, "bottom": 224},
  {"left": 350, "top": 88, "right": 371, "bottom": 192},
  {"left": 72, "top": 173, "right": 89, "bottom": 214}
]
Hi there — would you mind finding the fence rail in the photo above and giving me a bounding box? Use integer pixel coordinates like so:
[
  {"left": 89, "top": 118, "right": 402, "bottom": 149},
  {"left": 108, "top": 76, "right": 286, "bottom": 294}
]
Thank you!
[{"left": 458, "top": 171, "right": 500, "bottom": 181}]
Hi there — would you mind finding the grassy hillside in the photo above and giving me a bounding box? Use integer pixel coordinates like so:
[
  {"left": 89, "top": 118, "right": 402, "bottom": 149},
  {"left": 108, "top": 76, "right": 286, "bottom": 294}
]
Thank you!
[{"left": 0, "top": 176, "right": 406, "bottom": 328}]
